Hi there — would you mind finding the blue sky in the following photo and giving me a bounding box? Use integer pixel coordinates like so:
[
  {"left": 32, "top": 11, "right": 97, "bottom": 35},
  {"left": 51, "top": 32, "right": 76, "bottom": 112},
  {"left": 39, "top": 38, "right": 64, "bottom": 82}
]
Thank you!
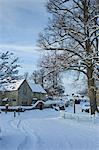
[
  {"left": 0, "top": 0, "right": 48, "bottom": 75},
  {"left": 0, "top": 0, "right": 86, "bottom": 94}
]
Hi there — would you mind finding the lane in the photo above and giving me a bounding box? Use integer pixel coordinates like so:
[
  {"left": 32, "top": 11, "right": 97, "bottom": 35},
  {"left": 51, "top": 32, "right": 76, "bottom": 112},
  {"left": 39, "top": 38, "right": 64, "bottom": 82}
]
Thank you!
[
  {"left": 16, "top": 117, "right": 99, "bottom": 150},
  {"left": 0, "top": 112, "right": 25, "bottom": 150},
  {"left": 0, "top": 109, "right": 99, "bottom": 150}
]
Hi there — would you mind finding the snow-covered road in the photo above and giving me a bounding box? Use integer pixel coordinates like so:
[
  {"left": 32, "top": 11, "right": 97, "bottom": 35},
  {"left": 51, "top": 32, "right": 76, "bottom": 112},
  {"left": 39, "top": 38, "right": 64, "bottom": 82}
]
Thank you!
[{"left": 0, "top": 109, "right": 99, "bottom": 150}]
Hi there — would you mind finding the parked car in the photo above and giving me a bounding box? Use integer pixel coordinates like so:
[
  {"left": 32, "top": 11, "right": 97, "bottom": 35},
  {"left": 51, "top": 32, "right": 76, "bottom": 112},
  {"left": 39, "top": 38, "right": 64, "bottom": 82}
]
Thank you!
[
  {"left": 81, "top": 99, "right": 89, "bottom": 102},
  {"left": 75, "top": 99, "right": 80, "bottom": 104},
  {"left": 64, "top": 100, "right": 70, "bottom": 107},
  {"left": 82, "top": 102, "right": 90, "bottom": 113},
  {"left": 59, "top": 105, "right": 65, "bottom": 110}
]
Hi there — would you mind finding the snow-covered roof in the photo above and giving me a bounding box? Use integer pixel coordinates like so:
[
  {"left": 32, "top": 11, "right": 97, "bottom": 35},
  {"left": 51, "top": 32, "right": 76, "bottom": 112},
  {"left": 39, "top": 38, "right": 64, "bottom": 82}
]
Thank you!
[
  {"left": 28, "top": 82, "right": 47, "bottom": 94},
  {"left": 0, "top": 79, "right": 25, "bottom": 91},
  {"left": 0, "top": 79, "right": 47, "bottom": 94}
]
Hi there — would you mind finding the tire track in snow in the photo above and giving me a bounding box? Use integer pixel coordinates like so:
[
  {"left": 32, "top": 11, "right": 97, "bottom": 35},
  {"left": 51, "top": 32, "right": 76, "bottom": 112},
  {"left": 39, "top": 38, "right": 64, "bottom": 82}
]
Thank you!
[
  {"left": 11, "top": 118, "right": 44, "bottom": 150},
  {"left": 33, "top": 131, "right": 45, "bottom": 149},
  {"left": 17, "top": 134, "right": 28, "bottom": 150},
  {"left": 10, "top": 119, "right": 33, "bottom": 150},
  {"left": 11, "top": 119, "right": 36, "bottom": 150},
  {"left": 21, "top": 121, "right": 45, "bottom": 150},
  {"left": 17, "top": 125, "right": 37, "bottom": 150}
]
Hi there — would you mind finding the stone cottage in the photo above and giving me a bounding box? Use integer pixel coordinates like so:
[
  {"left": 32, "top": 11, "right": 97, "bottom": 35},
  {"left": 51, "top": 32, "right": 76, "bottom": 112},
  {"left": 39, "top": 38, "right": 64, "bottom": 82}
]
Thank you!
[
  {"left": 0, "top": 79, "right": 32, "bottom": 106},
  {"left": 0, "top": 79, "right": 47, "bottom": 106}
]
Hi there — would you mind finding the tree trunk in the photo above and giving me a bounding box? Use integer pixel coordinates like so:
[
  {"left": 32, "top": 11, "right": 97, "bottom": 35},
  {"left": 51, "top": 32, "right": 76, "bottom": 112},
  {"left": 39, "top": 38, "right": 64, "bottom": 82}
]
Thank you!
[{"left": 87, "top": 63, "right": 97, "bottom": 115}]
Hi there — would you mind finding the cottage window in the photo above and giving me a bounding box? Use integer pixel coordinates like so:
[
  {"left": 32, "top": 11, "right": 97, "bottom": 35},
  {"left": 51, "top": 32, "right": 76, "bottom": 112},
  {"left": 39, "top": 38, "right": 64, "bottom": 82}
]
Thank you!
[
  {"left": 22, "top": 101, "right": 27, "bottom": 105},
  {"left": 12, "top": 99, "right": 16, "bottom": 101}
]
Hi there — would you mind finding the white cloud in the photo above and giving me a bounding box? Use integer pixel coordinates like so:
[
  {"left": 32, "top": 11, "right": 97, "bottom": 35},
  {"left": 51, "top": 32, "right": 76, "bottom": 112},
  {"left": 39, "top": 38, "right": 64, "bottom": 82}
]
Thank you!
[{"left": 0, "top": 44, "right": 41, "bottom": 53}]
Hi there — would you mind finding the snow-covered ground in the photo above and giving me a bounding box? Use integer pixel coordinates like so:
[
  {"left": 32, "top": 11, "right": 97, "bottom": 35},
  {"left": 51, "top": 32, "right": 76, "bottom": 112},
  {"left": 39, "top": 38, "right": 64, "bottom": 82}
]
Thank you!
[{"left": 0, "top": 107, "right": 99, "bottom": 150}]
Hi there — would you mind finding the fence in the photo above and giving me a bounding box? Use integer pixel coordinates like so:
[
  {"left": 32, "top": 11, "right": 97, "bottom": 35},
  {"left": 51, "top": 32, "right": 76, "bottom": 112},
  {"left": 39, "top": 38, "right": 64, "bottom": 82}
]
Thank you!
[{"left": 60, "top": 111, "right": 99, "bottom": 124}]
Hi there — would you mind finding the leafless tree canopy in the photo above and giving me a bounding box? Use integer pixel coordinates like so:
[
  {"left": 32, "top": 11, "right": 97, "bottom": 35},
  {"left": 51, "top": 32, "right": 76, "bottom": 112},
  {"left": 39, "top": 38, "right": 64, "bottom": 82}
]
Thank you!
[{"left": 38, "top": 0, "right": 99, "bottom": 114}]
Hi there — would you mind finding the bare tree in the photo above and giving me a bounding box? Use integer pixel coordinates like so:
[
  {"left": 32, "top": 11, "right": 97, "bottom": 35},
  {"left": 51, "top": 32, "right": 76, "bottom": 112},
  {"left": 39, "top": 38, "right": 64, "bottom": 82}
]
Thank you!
[
  {"left": 38, "top": 51, "right": 64, "bottom": 96},
  {"left": 30, "top": 70, "right": 40, "bottom": 84},
  {"left": 37, "top": 69, "right": 45, "bottom": 88},
  {"left": 24, "top": 72, "right": 29, "bottom": 80},
  {"left": 30, "top": 69, "right": 45, "bottom": 87},
  {"left": 38, "top": 0, "right": 99, "bottom": 114}
]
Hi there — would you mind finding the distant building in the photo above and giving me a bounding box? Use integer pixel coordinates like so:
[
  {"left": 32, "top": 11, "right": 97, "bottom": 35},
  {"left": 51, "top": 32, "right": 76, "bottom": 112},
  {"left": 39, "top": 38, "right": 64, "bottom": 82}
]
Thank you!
[
  {"left": 0, "top": 79, "right": 32, "bottom": 106},
  {"left": 0, "top": 79, "right": 47, "bottom": 106}
]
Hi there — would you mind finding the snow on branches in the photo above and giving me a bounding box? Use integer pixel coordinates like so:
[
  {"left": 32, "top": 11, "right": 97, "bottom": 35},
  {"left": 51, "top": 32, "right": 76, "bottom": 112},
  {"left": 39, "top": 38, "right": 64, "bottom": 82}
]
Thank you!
[
  {"left": 0, "top": 51, "right": 20, "bottom": 86},
  {"left": 38, "top": 0, "right": 99, "bottom": 114}
]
